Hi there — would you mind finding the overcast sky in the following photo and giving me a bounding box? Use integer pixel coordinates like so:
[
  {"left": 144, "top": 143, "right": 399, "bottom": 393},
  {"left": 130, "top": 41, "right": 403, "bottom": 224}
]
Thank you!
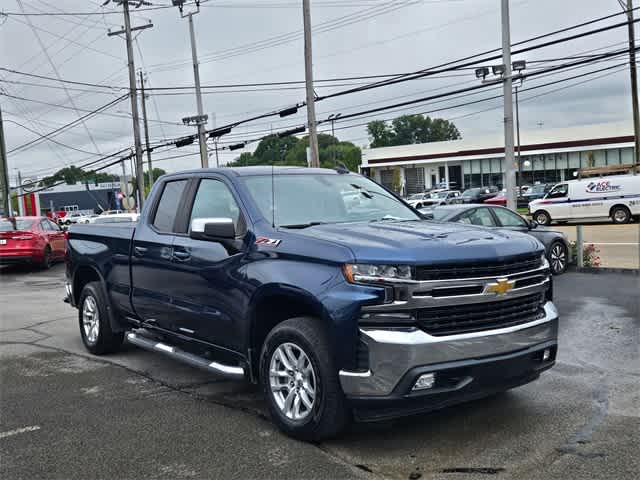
[{"left": 0, "top": 0, "right": 636, "bottom": 182}]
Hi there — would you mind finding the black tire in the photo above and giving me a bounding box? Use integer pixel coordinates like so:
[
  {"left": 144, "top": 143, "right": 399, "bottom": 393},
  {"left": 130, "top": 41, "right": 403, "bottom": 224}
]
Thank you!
[
  {"left": 416, "top": 203, "right": 422, "bottom": 209},
  {"left": 260, "top": 317, "right": 349, "bottom": 441},
  {"left": 39, "top": 246, "right": 52, "bottom": 270},
  {"left": 548, "top": 241, "right": 568, "bottom": 275},
  {"left": 611, "top": 205, "right": 631, "bottom": 224},
  {"left": 533, "top": 210, "right": 551, "bottom": 226},
  {"left": 78, "top": 282, "right": 124, "bottom": 355}
]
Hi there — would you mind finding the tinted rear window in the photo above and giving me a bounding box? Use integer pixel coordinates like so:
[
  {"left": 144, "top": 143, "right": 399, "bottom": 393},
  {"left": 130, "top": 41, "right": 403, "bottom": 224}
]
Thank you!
[
  {"left": 152, "top": 180, "right": 188, "bottom": 232},
  {"left": 0, "top": 219, "right": 34, "bottom": 231}
]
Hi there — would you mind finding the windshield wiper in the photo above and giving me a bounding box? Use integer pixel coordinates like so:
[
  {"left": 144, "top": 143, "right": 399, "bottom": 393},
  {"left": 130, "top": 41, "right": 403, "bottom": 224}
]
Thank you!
[{"left": 280, "top": 221, "right": 327, "bottom": 229}]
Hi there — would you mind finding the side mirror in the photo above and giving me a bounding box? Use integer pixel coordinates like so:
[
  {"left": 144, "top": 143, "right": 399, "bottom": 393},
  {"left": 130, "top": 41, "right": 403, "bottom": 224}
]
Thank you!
[
  {"left": 190, "top": 217, "right": 235, "bottom": 241},
  {"left": 528, "top": 219, "right": 538, "bottom": 229}
]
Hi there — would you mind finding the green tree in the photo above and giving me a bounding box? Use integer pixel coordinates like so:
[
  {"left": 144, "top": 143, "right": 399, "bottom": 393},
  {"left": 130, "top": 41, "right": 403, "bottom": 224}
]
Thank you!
[
  {"left": 39, "top": 165, "right": 119, "bottom": 187},
  {"left": 228, "top": 133, "right": 362, "bottom": 171},
  {"left": 367, "top": 114, "right": 461, "bottom": 147}
]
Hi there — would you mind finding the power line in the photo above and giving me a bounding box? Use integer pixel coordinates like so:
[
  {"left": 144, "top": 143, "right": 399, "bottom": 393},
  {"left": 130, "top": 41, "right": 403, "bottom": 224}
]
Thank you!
[
  {"left": 5, "top": 94, "right": 129, "bottom": 154},
  {"left": 1, "top": 1, "right": 205, "bottom": 17}
]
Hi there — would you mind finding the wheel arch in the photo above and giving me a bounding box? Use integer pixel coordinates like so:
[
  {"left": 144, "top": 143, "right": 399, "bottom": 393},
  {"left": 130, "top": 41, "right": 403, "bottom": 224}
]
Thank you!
[
  {"left": 247, "top": 285, "right": 330, "bottom": 382},
  {"left": 72, "top": 265, "right": 124, "bottom": 333},
  {"left": 609, "top": 203, "right": 631, "bottom": 218}
]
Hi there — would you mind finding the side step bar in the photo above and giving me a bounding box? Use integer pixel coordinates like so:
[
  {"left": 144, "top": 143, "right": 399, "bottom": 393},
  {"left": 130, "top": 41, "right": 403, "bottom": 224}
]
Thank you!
[{"left": 126, "top": 332, "right": 245, "bottom": 380}]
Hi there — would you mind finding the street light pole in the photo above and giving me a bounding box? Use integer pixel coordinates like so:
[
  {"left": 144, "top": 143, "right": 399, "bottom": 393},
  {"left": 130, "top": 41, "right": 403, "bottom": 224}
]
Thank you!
[
  {"left": 302, "top": 0, "right": 320, "bottom": 168},
  {"left": 139, "top": 71, "right": 154, "bottom": 188},
  {"left": 501, "top": 0, "right": 517, "bottom": 210},
  {"left": 0, "top": 105, "right": 11, "bottom": 216},
  {"left": 328, "top": 113, "right": 342, "bottom": 165}
]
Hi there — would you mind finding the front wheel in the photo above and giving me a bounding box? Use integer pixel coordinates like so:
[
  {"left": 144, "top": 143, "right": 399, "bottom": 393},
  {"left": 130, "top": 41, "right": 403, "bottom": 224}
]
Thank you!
[
  {"left": 533, "top": 210, "right": 551, "bottom": 226},
  {"left": 611, "top": 206, "right": 631, "bottom": 224},
  {"left": 548, "top": 241, "right": 568, "bottom": 275},
  {"left": 260, "top": 317, "right": 349, "bottom": 441},
  {"left": 78, "top": 282, "right": 124, "bottom": 355}
]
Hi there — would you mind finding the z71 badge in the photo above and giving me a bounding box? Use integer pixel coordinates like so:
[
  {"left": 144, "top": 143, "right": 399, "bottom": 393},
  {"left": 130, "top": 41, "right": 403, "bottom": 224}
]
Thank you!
[{"left": 255, "top": 237, "right": 282, "bottom": 247}]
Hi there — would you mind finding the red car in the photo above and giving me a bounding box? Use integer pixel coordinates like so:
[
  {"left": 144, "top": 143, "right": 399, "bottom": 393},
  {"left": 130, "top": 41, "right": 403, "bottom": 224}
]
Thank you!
[
  {"left": 0, "top": 216, "right": 67, "bottom": 269},
  {"left": 484, "top": 191, "right": 507, "bottom": 206}
]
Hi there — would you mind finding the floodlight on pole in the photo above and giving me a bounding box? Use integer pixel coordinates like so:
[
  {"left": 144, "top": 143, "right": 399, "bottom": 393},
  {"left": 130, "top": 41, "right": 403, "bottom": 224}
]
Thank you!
[
  {"left": 492, "top": 64, "right": 506, "bottom": 76},
  {"left": 475, "top": 67, "right": 489, "bottom": 80}
]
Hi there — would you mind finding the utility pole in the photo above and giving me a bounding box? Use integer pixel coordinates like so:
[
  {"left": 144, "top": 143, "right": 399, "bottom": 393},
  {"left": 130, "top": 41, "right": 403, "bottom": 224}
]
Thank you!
[
  {"left": 303, "top": 0, "right": 320, "bottom": 168},
  {"left": 621, "top": 0, "right": 640, "bottom": 172},
  {"left": 501, "top": 0, "right": 517, "bottom": 210},
  {"left": 173, "top": 1, "right": 208, "bottom": 168},
  {"left": 139, "top": 71, "right": 154, "bottom": 187},
  {"left": 188, "top": 11, "right": 208, "bottom": 168},
  {"left": 0, "top": 105, "right": 11, "bottom": 216},
  {"left": 107, "top": 1, "right": 152, "bottom": 211}
]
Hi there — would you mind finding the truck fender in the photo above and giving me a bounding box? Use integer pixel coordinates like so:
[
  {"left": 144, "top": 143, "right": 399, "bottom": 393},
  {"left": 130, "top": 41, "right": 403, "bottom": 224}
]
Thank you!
[{"left": 72, "top": 265, "right": 126, "bottom": 333}]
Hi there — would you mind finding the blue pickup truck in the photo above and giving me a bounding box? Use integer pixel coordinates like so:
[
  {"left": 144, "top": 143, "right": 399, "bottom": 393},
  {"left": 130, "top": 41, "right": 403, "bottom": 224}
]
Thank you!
[{"left": 65, "top": 166, "right": 558, "bottom": 440}]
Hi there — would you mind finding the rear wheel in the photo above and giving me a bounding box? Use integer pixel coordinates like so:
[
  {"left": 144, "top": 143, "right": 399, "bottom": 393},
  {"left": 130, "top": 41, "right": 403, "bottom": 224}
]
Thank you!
[
  {"left": 533, "top": 210, "right": 551, "bottom": 226},
  {"left": 78, "top": 282, "right": 124, "bottom": 355},
  {"left": 548, "top": 241, "right": 568, "bottom": 275},
  {"left": 39, "top": 246, "right": 52, "bottom": 269},
  {"left": 260, "top": 317, "right": 349, "bottom": 441},
  {"left": 611, "top": 205, "right": 631, "bottom": 224}
]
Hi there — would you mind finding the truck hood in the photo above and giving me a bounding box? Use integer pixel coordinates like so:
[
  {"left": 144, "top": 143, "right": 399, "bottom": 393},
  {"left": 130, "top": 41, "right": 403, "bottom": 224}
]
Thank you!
[{"left": 289, "top": 220, "right": 543, "bottom": 264}]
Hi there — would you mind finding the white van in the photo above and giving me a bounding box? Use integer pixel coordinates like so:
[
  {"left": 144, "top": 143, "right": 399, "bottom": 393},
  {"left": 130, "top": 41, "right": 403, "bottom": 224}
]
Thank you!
[{"left": 529, "top": 174, "right": 640, "bottom": 225}]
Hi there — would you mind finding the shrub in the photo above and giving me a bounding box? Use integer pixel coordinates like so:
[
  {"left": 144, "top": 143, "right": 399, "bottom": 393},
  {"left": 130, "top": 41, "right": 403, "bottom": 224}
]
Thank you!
[{"left": 569, "top": 241, "right": 601, "bottom": 268}]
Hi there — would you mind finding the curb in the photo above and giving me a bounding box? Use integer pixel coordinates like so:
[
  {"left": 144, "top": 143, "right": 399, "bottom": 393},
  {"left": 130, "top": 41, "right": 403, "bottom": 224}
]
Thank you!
[{"left": 568, "top": 265, "right": 639, "bottom": 275}]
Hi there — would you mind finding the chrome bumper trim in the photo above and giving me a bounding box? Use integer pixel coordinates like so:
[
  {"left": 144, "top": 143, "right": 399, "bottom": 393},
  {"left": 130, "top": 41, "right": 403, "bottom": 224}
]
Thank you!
[{"left": 339, "top": 301, "right": 558, "bottom": 397}]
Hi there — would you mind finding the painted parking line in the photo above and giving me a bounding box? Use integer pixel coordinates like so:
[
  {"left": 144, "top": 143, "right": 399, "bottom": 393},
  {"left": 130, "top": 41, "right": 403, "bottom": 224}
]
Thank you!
[
  {"left": 587, "top": 243, "right": 639, "bottom": 246},
  {"left": 0, "top": 425, "right": 41, "bottom": 440}
]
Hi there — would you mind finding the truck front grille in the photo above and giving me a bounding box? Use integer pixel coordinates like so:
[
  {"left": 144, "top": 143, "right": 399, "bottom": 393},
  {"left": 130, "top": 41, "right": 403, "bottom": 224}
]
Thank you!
[
  {"left": 415, "top": 253, "right": 542, "bottom": 281},
  {"left": 417, "top": 293, "right": 546, "bottom": 336}
]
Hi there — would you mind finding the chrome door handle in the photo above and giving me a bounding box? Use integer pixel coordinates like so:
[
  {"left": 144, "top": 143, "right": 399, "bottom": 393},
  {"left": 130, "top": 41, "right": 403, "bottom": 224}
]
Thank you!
[
  {"left": 172, "top": 250, "right": 191, "bottom": 261},
  {"left": 134, "top": 246, "right": 148, "bottom": 257}
]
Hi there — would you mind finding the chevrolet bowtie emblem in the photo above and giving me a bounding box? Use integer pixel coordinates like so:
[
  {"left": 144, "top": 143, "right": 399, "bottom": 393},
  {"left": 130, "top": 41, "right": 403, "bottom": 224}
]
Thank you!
[{"left": 485, "top": 278, "right": 515, "bottom": 295}]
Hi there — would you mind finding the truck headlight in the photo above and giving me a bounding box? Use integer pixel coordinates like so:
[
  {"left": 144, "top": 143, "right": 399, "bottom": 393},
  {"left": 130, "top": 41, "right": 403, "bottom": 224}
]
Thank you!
[
  {"left": 343, "top": 264, "right": 413, "bottom": 284},
  {"left": 541, "top": 252, "right": 549, "bottom": 268}
]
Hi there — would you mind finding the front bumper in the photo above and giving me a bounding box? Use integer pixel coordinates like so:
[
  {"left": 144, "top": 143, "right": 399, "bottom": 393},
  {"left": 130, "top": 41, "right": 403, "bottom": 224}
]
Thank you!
[{"left": 339, "top": 301, "right": 558, "bottom": 418}]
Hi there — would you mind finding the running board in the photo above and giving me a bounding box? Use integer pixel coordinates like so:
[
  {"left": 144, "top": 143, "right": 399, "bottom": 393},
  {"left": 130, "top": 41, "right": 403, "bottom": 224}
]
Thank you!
[{"left": 126, "top": 332, "right": 245, "bottom": 380}]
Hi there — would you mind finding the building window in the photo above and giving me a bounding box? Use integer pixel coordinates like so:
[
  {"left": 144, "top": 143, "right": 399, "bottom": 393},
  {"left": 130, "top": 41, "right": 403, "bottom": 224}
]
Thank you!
[{"left": 621, "top": 147, "right": 634, "bottom": 164}]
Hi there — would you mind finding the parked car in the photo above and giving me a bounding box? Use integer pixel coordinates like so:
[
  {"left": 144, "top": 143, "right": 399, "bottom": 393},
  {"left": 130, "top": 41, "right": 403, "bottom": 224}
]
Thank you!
[
  {"left": 75, "top": 214, "right": 99, "bottom": 224},
  {"left": 518, "top": 183, "right": 552, "bottom": 208},
  {"left": 65, "top": 166, "right": 558, "bottom": 441},
  {"left": 405, "top": 192, "right": 431, "bottom": 209},
  {"left": 99, "top": 209, "right": 125, "bottom": 216},
  {"left": 460, "top": 186, "right": 499, "bottom": 204},
  {"left": 484, "top": 190, "right": 507, "bottom": 206},
  {"left": 529, "top": 174, "right": 640, "bottom": 225},
  {"left": 417, "top": 190, "right": 462, "bottom": 216},
  {"left": 0, "top": 216, "right": 66, "bottom": 269},
  {"left": 430, "top": 204, "right": 570, "bottom": 275},
  {"left": 90, "top": 213, "right": 139, "bottom": 224}
]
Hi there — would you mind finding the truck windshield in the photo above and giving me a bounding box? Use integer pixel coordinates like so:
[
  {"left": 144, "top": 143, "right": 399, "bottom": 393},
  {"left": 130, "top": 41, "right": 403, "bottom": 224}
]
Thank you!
[{"left": 243, "top": 174, "right": 421, "bottom": 227}]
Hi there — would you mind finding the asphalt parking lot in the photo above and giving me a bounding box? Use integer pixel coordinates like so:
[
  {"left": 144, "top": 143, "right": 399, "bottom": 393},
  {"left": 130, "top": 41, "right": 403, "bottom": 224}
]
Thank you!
[{"left": 1, "top": 264, "right": 638, "bottom": 480}]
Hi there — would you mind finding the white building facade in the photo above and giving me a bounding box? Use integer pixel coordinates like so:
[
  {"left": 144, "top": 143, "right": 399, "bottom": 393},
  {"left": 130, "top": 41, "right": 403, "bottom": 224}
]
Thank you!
[{"left": 361, "top": 123, "right": 636, "bottom": 195}]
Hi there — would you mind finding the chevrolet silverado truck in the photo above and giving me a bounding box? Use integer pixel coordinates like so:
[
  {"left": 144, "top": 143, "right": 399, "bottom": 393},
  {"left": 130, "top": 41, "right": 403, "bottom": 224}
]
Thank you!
[{"left": 65, "top": 167, "right": 558, "bottom": 441}]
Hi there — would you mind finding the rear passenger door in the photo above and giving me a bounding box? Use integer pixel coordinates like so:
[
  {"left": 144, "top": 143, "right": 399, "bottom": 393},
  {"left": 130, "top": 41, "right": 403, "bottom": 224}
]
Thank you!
[{"left": 131, "top": 179, "right": 191, "bottom": 330}]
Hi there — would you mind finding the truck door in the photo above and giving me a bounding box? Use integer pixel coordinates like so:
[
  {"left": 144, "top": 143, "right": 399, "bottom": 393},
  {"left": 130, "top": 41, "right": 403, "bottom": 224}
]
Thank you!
[
  {"left": 169, "top": 177, "right": 248, "bottom": 352},
  {"left": 131, "top": 178, "right": 190, "bottom": 330},
  {"left": 545, "top": 183, "right": 571, "bottom": 220}
]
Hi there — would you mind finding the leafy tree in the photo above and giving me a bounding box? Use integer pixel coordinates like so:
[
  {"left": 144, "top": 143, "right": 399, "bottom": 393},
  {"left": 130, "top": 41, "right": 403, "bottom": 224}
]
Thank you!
[
  {"left": 145, "top": 168, "right": 166, "bottom": 188},
  {"left": 39, "top": 165, "right": 119, "bottom": 187},
  {"left": 367, "top": 114, "right": 461, "bottom": 147},
  {"left": 228, "top": 133, "right": 362, "bottom": 171}
]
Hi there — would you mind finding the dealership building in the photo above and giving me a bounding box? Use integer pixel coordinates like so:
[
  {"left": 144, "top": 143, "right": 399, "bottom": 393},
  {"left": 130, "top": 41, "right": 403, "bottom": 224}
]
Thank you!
[{"left": 361, "top": 123, "right": 636, "bottom": 195}]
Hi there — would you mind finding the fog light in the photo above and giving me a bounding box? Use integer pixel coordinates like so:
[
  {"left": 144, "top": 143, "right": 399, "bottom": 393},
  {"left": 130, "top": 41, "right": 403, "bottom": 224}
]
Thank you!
[
  {"left": 413, "top": 373, "right": 436, "bottom": 390},
  {"left": 542, "top": 348, "right": 551, "bottom": 362}
]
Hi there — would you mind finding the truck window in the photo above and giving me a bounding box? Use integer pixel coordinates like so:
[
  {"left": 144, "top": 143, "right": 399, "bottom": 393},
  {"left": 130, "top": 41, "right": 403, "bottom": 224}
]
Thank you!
[
  {"left": 547, "top": 184, "right": 568, "bottom": 198},
  {"left": 152, "top": 180, "right": 188, "bottom": 232},
  {"left": 189, "top": 179, "right": 242, "bottom": 230}
]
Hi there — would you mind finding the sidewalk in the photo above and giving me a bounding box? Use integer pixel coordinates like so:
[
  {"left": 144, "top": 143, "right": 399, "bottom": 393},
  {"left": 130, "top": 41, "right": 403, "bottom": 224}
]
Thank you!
[{"left": 553, "top": 224, "right": 639, "bottom": 269}]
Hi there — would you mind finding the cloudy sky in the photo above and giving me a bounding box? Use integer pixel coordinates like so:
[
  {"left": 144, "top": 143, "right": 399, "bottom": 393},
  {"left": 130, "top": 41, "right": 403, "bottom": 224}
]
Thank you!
[{"left": 0, "top": 0, "right": 636, "bottom": 182}]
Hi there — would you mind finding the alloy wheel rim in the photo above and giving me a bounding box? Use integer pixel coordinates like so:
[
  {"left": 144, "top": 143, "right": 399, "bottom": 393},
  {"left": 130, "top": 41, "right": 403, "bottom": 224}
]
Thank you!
[
  {"left": 537, "top": 213, "right": 548, "bottom": 224},
  {"left": 551, "top": 244, "right": 566, "bottom": 273},
  {"left": 269, "top": 342, "right": 316, "bottom": 421},
  {"left": 614, "top": 210, "right": 627, "bottom": 222},
  {"left": 82, "top": 296, "right": 99, "bottom": 343}
]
